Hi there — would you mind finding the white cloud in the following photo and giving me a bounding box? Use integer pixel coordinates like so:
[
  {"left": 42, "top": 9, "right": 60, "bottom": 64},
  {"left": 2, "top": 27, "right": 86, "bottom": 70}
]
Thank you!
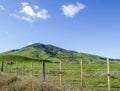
[
  {"left": 34, "top": 5, "right": 39, "bottom": 10},
  {"left": 0, "top": 5, "right": 5, "bottom": 11},
  {"left": 20, "top": 4, "right": 36, "bottom": 17},
  {"left": 21, "top": 16, "right": 34, "bottom": 22},
  {"left": 37, "top": 9, "right": 50, "bottom": 19},
  {"left": 11, "top": 2, "right": 50, "bottom": 23},
  {"left": 21, "top": 2, "right": 29, "bottom": 6},
  {"left": 10, "top": 13, "right": 34, "bottom": 23},
  {"left": 61, "top": 2, "right": 85, "bottom": 18}
]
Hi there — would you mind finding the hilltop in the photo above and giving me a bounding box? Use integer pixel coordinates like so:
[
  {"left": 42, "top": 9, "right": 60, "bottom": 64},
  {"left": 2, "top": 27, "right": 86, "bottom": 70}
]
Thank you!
[{"left": 0, "top": 43, "right": 119, "bottom": 62}]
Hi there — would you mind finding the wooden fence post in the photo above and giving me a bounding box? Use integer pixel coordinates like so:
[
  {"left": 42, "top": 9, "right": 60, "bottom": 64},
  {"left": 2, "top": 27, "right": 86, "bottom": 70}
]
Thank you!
[
  {"left": 4, "top": 61, "right": 6, "bottom": 72},
  {"left": 60, "top": 60, "right": 62, "bottom": 86},
  {"left": 31, "top": 61, "right": 33, "bottom": 77},
  {"left": 16, "top": 61, "right": 18, "bottom": 76},
  {"left": 80, "top": 59, "right": 83, "bottom": 87},
  {"left": 42, "top": 60, "right": 45, "bottom": 81},
  {"left": 9, "top": 61, "right": 12, "bottom": 74},
  {"left": 1, "top": 61, "right": 4, "bottom": 72},
  {"left": 22, "top": 61, "right": 25, "bottom": 76},
  {"left": 107, "top": 58, "right": 110, "bottom": 90}
]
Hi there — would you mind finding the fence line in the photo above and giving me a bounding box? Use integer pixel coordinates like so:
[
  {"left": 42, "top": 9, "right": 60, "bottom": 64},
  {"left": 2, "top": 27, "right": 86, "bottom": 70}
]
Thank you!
[{"left": 0, "top": 59, "right": 119, "bottom": 91}]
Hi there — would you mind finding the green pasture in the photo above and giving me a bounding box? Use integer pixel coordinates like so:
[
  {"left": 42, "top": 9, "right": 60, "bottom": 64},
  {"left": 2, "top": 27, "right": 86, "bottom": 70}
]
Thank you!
[{"left": 0, "top": 58, "right": 120, "bottom": 90}]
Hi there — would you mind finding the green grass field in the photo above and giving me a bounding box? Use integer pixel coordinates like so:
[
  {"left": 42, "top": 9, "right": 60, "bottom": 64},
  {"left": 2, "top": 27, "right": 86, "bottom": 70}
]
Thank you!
[{"left": 0, "top": 59, "right": 120, "bottom": 91}]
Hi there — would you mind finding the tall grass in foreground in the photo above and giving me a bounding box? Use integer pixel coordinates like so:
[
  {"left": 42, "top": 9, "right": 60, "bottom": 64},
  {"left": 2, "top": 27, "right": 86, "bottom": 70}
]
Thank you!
[{"left": 0, "top": 73, "right": 59, "bottom": 91}]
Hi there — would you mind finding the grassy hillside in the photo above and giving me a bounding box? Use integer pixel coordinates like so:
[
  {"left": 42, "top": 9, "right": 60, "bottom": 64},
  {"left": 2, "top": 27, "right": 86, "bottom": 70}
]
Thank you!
[
  {"left": 1, "top": 43, "right": 75, "bottom": 61},
  {"left": 0, "top": 43, "right": 120, "bottom": 91},
  {"left": 0, "top": 55, "right": 40, "bottom": 62},
  {"left": 0, "top": 43, "right": 119, "bottom": 62}
]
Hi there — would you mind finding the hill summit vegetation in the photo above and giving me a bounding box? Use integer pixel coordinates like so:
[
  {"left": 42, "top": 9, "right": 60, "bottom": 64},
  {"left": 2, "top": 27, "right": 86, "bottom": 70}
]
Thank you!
[{"left": 0, "top": 43, "right": 119, "bottom": 63}]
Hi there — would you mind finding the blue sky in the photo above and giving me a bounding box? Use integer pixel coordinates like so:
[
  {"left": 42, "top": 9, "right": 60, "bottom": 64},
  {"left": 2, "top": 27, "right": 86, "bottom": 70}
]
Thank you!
[{"left": 0, "top": 0, "right": 120, "bottom": 59}]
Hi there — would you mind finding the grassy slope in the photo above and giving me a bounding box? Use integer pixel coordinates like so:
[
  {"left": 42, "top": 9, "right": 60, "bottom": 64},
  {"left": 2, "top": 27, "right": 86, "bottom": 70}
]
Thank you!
[
  {"left": 1, "top": 43, "right": 75, "bottom": 62},
  {"left": 0, "top": 43, "right": 120, "bottom": 90},
  {"left": 1, "top": 43, "right": 119, "bottom": 63},
  {"left": 0, "top": 55, "right": 40, "bottom": 62}
]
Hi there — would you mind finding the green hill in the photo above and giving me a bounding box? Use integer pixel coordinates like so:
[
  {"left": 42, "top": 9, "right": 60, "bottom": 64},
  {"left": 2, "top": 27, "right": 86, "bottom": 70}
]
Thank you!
[
  {"left": 0, "top": 43, "right": 119, "bottom": 63},
  {"left": 1, "top": 43, "right": 76, "bottom": 61}
]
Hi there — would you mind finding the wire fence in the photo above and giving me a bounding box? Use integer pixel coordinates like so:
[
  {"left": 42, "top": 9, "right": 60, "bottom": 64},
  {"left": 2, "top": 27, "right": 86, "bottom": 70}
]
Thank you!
[{"left": 0, "top": 59, "right": 120, "bottom": 91}]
